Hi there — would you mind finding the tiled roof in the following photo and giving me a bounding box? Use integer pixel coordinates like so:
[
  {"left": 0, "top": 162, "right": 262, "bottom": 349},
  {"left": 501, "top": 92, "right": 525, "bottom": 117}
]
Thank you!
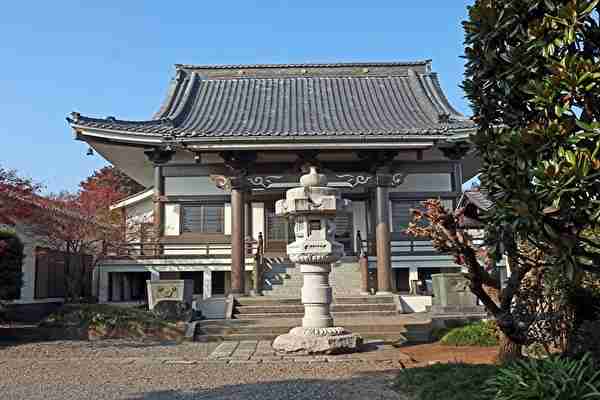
[
  {"left": 68, "top": 61, "right": 474, "bottom": 140},
  {"left": 464, "top": 190, "right": 494, "bottom": 211}
]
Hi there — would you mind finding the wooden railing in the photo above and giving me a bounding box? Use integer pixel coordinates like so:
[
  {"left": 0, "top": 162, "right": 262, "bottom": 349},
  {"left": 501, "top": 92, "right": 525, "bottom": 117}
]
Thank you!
[
  {"left": 104, "top": 239, "right": 260, "bottom": 258},
  {"left": 355, "top": 230, "right": 439, "bottom": 257}
]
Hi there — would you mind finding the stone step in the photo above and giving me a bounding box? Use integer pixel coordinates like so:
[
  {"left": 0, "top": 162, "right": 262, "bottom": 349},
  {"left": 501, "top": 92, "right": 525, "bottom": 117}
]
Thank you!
[
  {"left": 194, "top": 315, "right": 432, "bottom": 344},
  {"left": 236, "top": 298, "right": 301, "bottom": 306},
  {"left": 334, "top": 296, "right": 394, "bottom": 304},
  {"left": 197, "top": 332, "right": 409, "bottom": 343},
  {"left": 197, "top": 324, "right": 410, "bottom": 336},
  {"left": 234, "top": 304, "right": 396, "bottom": 315},
  {"left": 235, "top": 296, "right": 394, "bottom": 306},
  {"left": 234, "top": 310, "right": 399, "bottom": 319},
  {"left": 194, "top": 324, "right": 418, "bottom": 344}
]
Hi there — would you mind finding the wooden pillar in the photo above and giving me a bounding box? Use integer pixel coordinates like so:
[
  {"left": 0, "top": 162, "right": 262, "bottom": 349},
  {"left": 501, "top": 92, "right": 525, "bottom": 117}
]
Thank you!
[
  {"left": 153, "top": 165, "right": 164, "bottom": 240},
  {"left": 230, "top": 183, "right": 246, "bottom": 295},
  {"left": 244, "top": 202, "right": 252, "bottom": 239},
  {"left": 375, "top": 174, "right": 392, "bottom": 294},
  {"left": 218, "top": 151, "right": 257, "bottom": 296},
  {"left": 145, "top": 147, "right": 173, "bottom": 242},
  {"left": 359, "top": 255, "right": 369, "bottom": 295}
]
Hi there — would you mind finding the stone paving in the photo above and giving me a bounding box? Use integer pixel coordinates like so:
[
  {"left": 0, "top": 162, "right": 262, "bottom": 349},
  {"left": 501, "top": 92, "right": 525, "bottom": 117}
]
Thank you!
[
  {"left": 0, "top": 339, "right": 498, "bottom": 399},
  {"left": 206, "top": 340, "right": 414, "bottom": 365},
  {"left": 0, "top": 339, "right": 415, "bottom": 399}
]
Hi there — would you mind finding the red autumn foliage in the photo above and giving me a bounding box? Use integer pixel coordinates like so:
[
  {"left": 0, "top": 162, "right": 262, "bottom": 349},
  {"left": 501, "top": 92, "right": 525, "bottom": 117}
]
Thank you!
[{"left": 0, "top": 166, "right": 44, "bottom": 223}]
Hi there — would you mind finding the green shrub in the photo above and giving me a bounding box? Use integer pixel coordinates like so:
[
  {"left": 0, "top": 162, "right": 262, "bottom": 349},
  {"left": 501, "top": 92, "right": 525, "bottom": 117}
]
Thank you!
[
  {"left": 394, "top": 363, "right": 497, "bottom": 400},
  {"left": 568, "top": 320, "right": 600, "bottom": 367},
  {"left": 440, "top": 321, "right": 499, "bottom": 347},
  {"left": 487, "top": 354, "right": 600, "bottom": 400},
  {"left": 0, "top": 229, "right": 24, "bottom": 301},
  {"left": 42, "top": 304, "right": 176, "bottom": 331}
]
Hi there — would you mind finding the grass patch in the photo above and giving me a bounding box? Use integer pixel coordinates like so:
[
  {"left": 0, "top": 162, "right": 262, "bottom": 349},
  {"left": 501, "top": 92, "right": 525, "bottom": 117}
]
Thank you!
[
  {"left": 394, "top": 363, "right": 498, "bottom": 400},
  {"left": 439, "top": 321, "right": 499, "bottom": 347}
]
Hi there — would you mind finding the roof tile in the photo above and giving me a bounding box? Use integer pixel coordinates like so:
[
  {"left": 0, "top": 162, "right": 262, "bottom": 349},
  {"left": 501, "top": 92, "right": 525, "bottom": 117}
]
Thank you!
[{"left": 68, "top": 62, "right": 474, "bottom": 140}]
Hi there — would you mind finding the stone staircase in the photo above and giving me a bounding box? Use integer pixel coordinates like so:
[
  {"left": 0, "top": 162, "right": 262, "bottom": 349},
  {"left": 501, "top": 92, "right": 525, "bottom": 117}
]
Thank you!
[
  {"left": 261, "top": 256, "right": 363, "bottom": 297},
  {"left": 261, "top": 257, "right": 302, "bottom": 297},
  {"left": 233, "top": 296, "right": 397, "bottom": 319},
  {"left": 194, "top": 296, "right": 433, "bottom": 343}
]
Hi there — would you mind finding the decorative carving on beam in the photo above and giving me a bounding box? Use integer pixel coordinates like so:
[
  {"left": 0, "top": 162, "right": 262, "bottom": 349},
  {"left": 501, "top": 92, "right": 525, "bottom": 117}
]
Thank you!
[
  {"left": 248, "top": 175, "right": 285, "bottom": 189},
  {"left": 144, "top": 146, "right": 176, "bottom": 165},
  {"left": 244, "top": 172, "right": 407, "bottom": 190},
  {"left": 209, "top": 174, "right": 250, "bottom": 192},
  {"left": 375, "top": 173, "right": 393, "bottom": 187},
  {"left": 209, "top": 175, "right": 231, "bottom": 191},
  {"left": 392, "top": 172, "right": 408, "bottom": 186},
  {"left": 335, "top": 174, "right": 373, "bottom": 188},
  {"left": 439, "top": 142, "right": 471, "bottom": 160}
]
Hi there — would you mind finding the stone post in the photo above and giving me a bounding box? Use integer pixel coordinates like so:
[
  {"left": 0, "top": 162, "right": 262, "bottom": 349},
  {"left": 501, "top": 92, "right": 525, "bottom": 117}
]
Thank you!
[
  {"left": 272, "top": 167, "right": 362, "bottom": 354},
  {"left": 150, "top": 270, "right": 160, "bottom": 281},
  {"left": 409, "top": 266, "right": 419, "bottom": 295},
  {"left": 203, "top": 270, "right": 212, "bottom": 299}
]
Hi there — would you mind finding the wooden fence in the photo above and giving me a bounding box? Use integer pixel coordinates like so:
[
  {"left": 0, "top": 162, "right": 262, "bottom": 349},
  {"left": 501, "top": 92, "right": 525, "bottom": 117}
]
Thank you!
[{"left": 34, "top": 248, "right": 93, "bottom": 299}]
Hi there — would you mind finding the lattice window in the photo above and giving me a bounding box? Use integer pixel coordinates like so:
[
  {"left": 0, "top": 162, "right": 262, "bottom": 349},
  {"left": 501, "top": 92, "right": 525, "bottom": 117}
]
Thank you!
[{"left": 181, "top": 205, "right": 224, "bottom": 234}]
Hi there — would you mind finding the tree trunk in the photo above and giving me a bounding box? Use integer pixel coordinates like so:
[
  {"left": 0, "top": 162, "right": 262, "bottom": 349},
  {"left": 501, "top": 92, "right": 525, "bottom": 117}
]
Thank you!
[{"left": 496, "top": 332, "right": 522, "bottom": 364}]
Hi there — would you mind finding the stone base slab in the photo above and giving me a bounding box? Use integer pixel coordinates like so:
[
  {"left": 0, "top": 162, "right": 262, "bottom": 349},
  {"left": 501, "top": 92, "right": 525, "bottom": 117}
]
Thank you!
[{"left": 272, "top": 326, "right": 363, "bottom": 354}]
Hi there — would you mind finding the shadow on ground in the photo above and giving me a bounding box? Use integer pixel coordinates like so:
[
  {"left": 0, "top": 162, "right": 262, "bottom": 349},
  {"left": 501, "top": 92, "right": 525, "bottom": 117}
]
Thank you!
[{"left": 126, "top": 370, "right": 403, "bottom": 400}]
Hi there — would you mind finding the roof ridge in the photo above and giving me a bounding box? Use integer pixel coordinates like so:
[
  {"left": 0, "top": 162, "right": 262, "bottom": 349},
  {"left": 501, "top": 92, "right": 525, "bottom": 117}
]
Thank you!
[
  {"left": 200, "top": 74, "right": 435, "bottom": 82},
  {"left": 175, "top": 60, "right": 432, "bottom": 70}
]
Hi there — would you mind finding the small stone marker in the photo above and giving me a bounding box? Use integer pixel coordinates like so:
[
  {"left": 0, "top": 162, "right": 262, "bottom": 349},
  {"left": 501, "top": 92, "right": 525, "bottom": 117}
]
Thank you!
[{"left": 146, "top": 279, "right": 193, "bottom": 310}]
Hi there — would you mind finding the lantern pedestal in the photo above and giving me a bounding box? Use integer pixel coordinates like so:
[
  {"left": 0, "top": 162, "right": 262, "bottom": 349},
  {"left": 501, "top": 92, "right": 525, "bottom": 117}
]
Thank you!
[{"left": 272, "top": 327, "right": 362, "bottom": 354}]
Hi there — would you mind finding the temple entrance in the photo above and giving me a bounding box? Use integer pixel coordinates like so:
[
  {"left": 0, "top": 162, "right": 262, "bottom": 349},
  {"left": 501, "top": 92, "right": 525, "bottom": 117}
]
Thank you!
[
  {"left": 265, "top": 202, "right": 294, "bottom": 253},
  {"left": 334, "top": 212, "right": 354, "bottom": 255}
]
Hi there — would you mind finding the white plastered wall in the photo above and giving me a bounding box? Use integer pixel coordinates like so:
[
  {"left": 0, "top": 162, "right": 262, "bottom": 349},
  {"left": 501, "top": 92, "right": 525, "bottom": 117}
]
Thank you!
[
  {"left": 125, "top": 197, "right": 154, "bottom": 226},
  {"left": 164, "top": 204, "right": 181, "bottom": 236},
  {"left": 224, "top": 203, "right": 231, "bottom": 235},
  {"left": 251, "top": 202, "right": 265, "bottom": 240}
]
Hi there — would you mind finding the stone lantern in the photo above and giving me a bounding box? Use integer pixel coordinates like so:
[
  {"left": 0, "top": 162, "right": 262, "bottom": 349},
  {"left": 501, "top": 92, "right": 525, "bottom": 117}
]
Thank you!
[{"left": 272, "top": 166, "right": 362, "bottom": 354}]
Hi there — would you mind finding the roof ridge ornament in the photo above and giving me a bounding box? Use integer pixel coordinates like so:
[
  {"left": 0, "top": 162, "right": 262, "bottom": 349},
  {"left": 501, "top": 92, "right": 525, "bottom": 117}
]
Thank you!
[{"left": 67, "top": 111, "right": 81, "bottom": 123}]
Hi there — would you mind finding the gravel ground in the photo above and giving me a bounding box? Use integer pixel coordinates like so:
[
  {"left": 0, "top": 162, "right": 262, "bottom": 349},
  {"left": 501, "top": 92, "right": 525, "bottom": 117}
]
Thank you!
[{"left": 0, "top": 340, "right": 406, "bottom": 400}]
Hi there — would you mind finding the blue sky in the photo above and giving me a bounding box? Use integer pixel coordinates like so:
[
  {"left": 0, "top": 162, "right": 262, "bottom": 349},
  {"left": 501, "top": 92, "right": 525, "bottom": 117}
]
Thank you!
[{"left": 0, "top": 1, "right": 473, "bottom": 193}]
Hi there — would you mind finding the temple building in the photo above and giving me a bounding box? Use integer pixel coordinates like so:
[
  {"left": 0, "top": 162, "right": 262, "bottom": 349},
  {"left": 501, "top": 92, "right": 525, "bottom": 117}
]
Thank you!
[{"left": 67, "top": 60, "right": 476, "bottom": 306}]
